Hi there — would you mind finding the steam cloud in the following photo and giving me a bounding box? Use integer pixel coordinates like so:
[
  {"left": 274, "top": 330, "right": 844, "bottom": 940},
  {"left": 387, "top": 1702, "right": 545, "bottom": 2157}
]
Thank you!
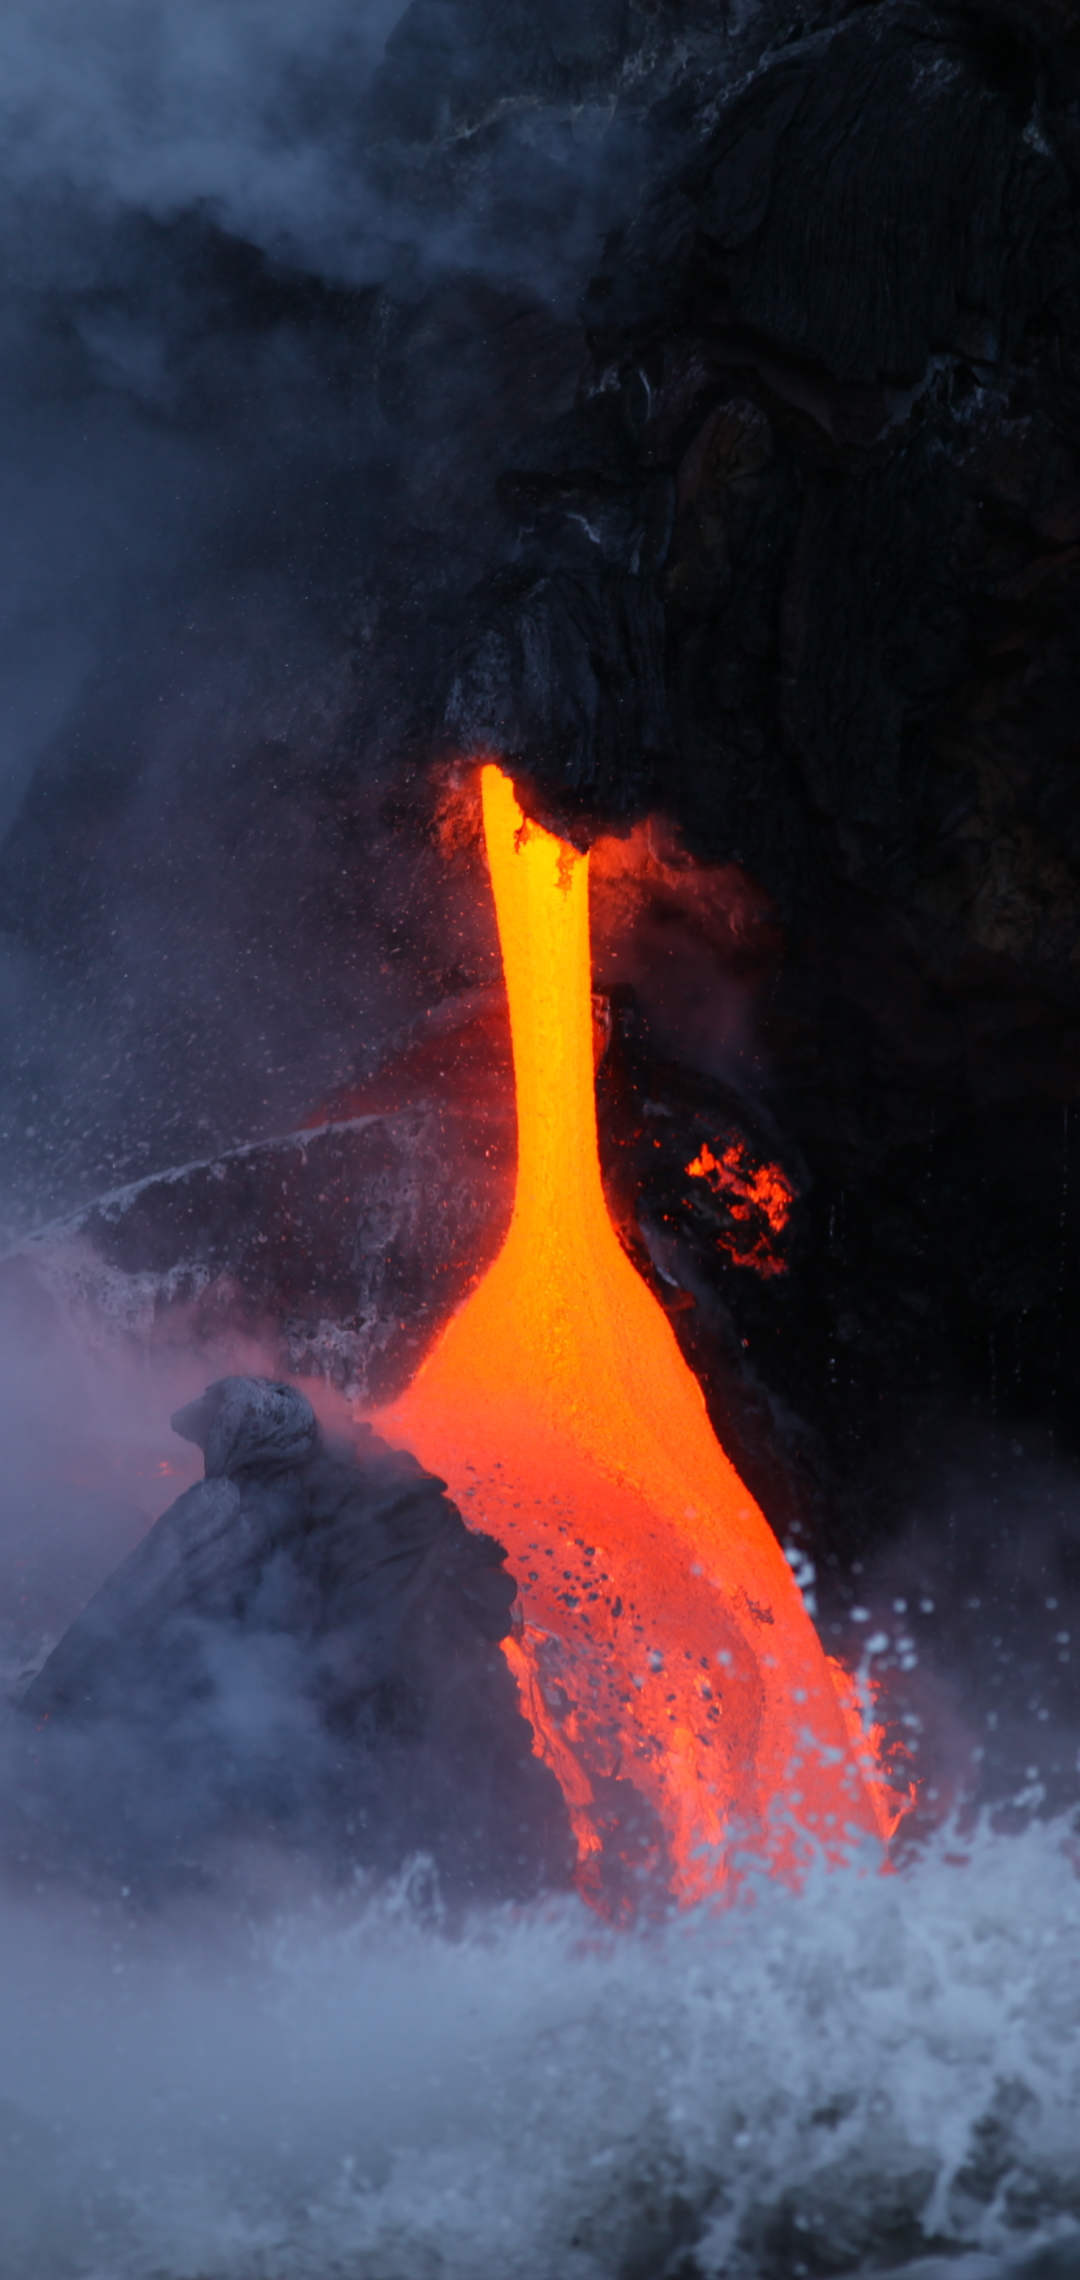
[
  {"left": 0, "top": 0, "right": 403, "bottom": 273},
  {"left": 0, "top": 0, "right": 610, "bottom": 1235}
]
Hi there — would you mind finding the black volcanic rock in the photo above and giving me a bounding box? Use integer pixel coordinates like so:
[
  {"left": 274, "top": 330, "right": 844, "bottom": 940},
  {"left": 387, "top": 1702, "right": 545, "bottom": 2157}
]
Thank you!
[
  {"left": 0, "top": 985, "right": 518, "bottom": 1402},
  {"left": 588, "top": 5, "right": 1073, "bottom": 381},
  {"left": 13, "top": 1377, "right": 573, "bottom": 1904}
]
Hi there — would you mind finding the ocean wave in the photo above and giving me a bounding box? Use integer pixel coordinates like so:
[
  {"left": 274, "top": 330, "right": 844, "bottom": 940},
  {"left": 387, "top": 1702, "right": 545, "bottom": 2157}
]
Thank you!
[{"left": 1, "top": 1815, "right": 1078, "bottom": 2279}]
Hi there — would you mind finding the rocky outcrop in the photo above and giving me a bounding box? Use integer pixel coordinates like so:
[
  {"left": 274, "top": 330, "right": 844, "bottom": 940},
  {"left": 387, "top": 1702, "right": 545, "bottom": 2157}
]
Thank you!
[{"left": 12, "top": 1377, "right": 573, "bottom": 1903}]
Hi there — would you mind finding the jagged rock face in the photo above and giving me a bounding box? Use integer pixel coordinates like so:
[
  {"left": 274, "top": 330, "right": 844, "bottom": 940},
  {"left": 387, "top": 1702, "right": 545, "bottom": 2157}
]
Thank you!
[{"left": 12, "top": 1378, "right": 574, "bottom": 1903}]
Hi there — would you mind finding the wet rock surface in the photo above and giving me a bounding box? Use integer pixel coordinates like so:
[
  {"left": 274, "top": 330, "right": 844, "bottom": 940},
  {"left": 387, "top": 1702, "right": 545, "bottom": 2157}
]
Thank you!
[{"left": 1, "top": 1093, "right": 512, "bottom": 1409}]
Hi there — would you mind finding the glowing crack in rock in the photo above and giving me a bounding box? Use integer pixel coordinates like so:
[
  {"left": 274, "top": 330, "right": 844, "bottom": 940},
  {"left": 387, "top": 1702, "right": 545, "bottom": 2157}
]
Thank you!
[
  {"left": 379, "top": 765, "right": 894, "bottom": 1907},
  {"left": 685, "top": 1138, "right": 795, "bottom": 1274}
]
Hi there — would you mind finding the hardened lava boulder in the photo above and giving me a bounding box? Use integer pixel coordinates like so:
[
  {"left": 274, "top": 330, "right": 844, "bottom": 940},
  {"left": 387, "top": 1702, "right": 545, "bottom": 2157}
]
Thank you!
[{"left": 13, "top": 1377, "right": 574, "bottom": 1905}]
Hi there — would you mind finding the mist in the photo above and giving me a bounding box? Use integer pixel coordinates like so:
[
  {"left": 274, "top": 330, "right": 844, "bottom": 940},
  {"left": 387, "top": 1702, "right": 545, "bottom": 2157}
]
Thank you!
[
  {"left": 1, "top": 1267, "right": 1078, "bottom": 2276},
  {"left": 0, "top": 2, "right": 1078, "bottom": 2273},
  {"left": 0, "top": 0, "right": 405, "bottom": 276},
  {"left": 0, "top": 0, "right": 622, "bottom": 1237},
  {"left": 0, "top": 1819, "right": 1078, "bottom": 2278}
]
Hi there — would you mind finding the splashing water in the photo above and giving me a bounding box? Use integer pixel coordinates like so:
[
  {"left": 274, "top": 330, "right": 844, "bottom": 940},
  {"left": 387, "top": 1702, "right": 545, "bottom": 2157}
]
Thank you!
[{"left": 0, "top": 1819, "right": 1077, "bottom": 2279}]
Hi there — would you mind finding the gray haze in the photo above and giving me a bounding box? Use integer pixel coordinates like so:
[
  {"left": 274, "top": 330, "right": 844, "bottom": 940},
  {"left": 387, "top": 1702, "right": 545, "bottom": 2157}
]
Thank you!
[{"left": 0, "top": 0, "right": 629, "bottom": 1237}]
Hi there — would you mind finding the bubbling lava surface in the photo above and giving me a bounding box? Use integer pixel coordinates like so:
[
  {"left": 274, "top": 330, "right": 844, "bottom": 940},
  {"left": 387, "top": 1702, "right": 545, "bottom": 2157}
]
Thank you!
[{"left": 379, "top": 767, "right": 894, "bottom": 1907}]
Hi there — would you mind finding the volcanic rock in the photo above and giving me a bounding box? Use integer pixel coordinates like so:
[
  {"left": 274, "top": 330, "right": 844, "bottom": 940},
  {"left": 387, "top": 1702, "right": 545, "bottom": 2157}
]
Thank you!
[
  {"left": 12, "top": 1376, "right": 573, "bottom": 1904},
  {"left": 0, "top": 988, "right": 516, "bottom": 1403}
]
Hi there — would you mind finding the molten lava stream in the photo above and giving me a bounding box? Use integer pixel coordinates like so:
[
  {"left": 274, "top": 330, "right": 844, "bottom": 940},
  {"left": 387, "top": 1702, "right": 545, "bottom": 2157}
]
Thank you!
[{"left": 379, "top": 765, "right": 892, "bottom": 1908}]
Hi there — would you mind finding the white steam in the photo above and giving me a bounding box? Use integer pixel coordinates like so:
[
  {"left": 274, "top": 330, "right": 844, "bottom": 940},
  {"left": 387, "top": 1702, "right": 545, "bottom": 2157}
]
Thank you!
[{"left": 0, "top": 0, "right": 407, "bottom": 283}]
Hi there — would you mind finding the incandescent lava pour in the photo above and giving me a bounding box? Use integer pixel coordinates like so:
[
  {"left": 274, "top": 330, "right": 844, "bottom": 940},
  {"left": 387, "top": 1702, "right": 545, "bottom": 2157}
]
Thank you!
[{"left": 380, "top": 767, "right": 895, "bottom": 1910}]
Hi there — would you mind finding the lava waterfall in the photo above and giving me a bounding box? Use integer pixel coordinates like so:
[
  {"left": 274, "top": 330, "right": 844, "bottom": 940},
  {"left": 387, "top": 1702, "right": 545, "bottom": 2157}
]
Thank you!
[{"left": 383, "top": 766, "right": 894, "bottom": 1906}]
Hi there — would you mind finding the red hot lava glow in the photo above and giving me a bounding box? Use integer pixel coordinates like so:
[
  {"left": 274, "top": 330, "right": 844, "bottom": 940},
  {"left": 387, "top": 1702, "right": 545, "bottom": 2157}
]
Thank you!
[
  {"left": 379, "top": 766, "right": 896, "bottom": 1908},
  {"left": 686, "top": 1140, "right": 794, "bottom": 1238}
]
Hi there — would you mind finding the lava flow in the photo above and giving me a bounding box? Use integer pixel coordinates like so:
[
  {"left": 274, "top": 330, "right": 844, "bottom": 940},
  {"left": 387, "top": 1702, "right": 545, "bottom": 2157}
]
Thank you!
[{"left": 380, "top": 766, "right": 894, "bottom": 1908}]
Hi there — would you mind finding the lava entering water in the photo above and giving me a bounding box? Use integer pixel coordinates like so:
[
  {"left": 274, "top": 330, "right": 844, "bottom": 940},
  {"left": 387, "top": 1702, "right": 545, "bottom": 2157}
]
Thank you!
[{"left": 381, "top": 767, "right": 893, "bottom": 1907}]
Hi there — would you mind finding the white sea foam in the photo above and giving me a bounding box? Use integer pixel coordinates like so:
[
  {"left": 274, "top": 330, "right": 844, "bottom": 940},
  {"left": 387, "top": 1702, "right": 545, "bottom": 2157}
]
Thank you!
[{"left": 0, "top": 1817, "right": 1078, "bottom": 2280}]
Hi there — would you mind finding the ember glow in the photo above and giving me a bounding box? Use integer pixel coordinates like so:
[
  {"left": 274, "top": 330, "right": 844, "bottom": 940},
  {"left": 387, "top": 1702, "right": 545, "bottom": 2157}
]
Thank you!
[
  {"left": 684, "top": 1138, "right": 795, "bottom": 1276},
  {"left": 381, "top": 767, "right": 896, "bottom": 1907}
]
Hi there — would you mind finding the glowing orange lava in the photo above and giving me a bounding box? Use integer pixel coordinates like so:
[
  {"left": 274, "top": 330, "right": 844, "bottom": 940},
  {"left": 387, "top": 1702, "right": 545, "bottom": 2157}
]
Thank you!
[
  {"left": 685, "top": 1138, "right": 795, "bottom": 1275},
  {"left": 686, "top": 1139, "right": 795, "bottom": 1237},
  {"left": 379, "top": 766, "right": 894, "bottom": 1906}
]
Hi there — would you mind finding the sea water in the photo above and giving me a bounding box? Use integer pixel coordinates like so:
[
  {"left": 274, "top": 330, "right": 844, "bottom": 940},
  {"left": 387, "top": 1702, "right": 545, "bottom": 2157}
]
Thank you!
[{"left": 0, "top": 1816, "right": 1077, "bottom": 2280}]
